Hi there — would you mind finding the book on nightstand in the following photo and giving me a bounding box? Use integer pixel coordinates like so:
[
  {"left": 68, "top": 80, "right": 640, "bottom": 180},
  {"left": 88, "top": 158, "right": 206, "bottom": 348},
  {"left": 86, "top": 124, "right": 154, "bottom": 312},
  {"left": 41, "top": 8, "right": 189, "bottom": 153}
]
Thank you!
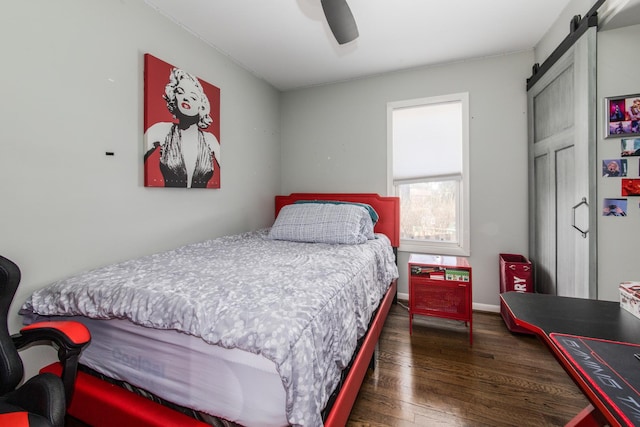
[{"left": 445, "top": 269, "right": 470, "bottom": 282}]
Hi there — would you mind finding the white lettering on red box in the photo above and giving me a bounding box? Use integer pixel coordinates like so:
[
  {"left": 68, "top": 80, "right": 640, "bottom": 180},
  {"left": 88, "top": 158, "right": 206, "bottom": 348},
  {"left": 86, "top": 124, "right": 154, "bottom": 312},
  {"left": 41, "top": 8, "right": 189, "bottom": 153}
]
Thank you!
[{"left": 513, "top": 276, "right": 527, "bottom": 292}]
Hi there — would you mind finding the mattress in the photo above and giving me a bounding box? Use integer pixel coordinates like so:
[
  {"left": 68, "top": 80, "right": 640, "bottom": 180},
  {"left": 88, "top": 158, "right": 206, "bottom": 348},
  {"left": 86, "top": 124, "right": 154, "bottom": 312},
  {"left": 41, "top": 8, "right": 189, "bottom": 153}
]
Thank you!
[
  {"left": 35, "top": 315, "right": 287, "bottom": 426},
  {"left": 21, "top": 228, "right": 399, "bottom": 426}
]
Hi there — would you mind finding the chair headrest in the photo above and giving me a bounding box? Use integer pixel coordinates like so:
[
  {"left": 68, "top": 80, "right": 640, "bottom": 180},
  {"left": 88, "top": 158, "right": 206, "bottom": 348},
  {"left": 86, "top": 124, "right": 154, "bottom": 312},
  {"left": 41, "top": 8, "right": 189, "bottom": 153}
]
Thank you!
[{"left": 0, "top": 256, "right": 21, "bottom": 317}]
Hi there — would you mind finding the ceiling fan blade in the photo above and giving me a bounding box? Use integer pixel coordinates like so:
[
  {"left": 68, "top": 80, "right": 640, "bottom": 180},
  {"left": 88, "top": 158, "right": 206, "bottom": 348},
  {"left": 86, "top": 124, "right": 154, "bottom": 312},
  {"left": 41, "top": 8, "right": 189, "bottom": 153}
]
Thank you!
[{"left": 320, "top": 0, "right": 359, "bottom": 45}]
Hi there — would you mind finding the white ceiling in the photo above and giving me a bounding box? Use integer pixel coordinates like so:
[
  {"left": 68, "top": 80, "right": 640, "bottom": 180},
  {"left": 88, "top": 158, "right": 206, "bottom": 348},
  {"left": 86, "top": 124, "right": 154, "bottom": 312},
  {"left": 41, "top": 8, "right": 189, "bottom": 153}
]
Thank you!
[{"left": 144, "top": 0, "right": 576, "bottom": 91}]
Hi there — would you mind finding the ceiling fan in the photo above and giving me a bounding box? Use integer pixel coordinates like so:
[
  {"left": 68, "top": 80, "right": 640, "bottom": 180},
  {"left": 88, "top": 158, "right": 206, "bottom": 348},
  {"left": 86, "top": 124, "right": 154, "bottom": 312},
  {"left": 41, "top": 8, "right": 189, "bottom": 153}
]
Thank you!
[{"left": 320, "top": 0, "right": 359, "bottom": 44}]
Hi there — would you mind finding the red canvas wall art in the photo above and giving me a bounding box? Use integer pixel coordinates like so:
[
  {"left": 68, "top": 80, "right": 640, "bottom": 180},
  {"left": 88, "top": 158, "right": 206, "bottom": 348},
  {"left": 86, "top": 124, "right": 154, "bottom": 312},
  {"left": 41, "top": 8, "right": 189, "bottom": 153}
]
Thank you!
[{"left": 143, "top": 54, "right": 221, "bottom": 188}]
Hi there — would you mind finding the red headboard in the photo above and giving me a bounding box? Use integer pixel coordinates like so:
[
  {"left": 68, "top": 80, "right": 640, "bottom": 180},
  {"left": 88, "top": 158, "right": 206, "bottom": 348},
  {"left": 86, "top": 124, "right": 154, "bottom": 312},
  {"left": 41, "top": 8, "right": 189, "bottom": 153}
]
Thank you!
[{"left": 274, "top": 193, "right": 400, "bottom": 247}]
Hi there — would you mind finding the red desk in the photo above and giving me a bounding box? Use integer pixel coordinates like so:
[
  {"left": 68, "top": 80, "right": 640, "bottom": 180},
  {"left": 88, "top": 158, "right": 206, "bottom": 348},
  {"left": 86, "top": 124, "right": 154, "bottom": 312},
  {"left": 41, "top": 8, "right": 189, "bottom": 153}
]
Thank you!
[{"left": 500, "top": 292, "right": 640, "bottom": 427}]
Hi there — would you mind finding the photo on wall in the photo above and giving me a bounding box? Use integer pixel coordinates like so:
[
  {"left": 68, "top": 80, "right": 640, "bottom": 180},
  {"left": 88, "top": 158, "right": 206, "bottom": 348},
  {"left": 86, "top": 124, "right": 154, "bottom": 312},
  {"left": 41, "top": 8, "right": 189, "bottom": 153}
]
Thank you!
[
  {"left": 622, "top": 179, "right": 640, "bottom": 196},
  {"left": 143, "top": 53, "right": 221, "bottom": 188},
  {"left": 603, "top": 198, "right": 627, "bottom": 216},
  {"left": 621, "top": 138, "right": 640, "bottom": 157},
  {"left": 602, "top": 159, "right": 627, "bottom": 177},
  {"left": 606, "top": 94, "right": 640, "bottom": 138}
]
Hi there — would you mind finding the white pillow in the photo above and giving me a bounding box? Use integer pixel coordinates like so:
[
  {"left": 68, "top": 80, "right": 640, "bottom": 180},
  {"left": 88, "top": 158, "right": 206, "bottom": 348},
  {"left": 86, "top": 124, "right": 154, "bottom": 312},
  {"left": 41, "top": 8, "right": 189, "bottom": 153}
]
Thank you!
[{"left": 268, "top": 203, "right": 375, "bottom": 244}]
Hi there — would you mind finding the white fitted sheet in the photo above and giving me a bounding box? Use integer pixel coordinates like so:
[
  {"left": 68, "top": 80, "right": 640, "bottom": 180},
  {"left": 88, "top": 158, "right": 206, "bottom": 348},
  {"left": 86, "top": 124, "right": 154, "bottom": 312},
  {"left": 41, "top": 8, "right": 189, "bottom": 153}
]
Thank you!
[{"left": 64, "top": 316, "right": 288, "bottom": 427}]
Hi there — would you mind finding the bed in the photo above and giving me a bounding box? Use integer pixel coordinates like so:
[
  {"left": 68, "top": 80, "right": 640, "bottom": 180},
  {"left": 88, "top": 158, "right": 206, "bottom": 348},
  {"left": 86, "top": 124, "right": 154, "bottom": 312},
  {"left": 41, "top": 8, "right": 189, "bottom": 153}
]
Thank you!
[{"left": 20, "top": 193, "right": 400, "bottom": 427}]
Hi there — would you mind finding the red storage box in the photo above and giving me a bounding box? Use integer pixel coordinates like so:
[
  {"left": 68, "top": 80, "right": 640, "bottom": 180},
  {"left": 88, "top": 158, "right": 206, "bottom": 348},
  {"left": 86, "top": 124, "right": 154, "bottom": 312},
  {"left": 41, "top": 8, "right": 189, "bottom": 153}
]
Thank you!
[
  {"left": 499, "top": 253, "right": 534, "bottom": 334},
  {"left": 499, "top": 253, "right": 533, "bottom": 293}
]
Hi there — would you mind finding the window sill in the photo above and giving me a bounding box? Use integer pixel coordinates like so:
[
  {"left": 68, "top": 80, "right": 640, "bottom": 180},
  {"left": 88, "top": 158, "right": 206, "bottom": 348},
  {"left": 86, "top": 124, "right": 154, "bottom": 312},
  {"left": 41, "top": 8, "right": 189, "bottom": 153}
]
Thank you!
[{"left": 399, "top": 241, "right": 469, "bottom": 257}]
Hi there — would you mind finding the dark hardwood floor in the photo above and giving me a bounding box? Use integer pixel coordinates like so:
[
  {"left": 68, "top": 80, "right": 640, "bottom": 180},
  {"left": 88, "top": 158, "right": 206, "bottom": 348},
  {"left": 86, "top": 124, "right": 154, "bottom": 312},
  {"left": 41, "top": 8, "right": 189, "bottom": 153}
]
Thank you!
[
  {"left": 67, "top": 302, "right": 589, "bottom": 427},
  {"left": 346, "top": 303, "right": 589, "bottom": 426}
]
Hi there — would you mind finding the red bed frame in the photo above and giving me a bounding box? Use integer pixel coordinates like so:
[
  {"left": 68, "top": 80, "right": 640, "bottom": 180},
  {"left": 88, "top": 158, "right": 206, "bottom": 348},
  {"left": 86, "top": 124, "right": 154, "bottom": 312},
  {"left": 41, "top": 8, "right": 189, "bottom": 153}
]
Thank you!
[{"left": 42, "top": 193, "right": 400, "bottom": 427}]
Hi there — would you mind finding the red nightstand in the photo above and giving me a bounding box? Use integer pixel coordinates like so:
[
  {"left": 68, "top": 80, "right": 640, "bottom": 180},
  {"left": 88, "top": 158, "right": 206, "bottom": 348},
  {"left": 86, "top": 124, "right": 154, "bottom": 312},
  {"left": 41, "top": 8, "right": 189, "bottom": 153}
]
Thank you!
[{"left": 408, "top": 254, "right": 473, "bottom": 345}]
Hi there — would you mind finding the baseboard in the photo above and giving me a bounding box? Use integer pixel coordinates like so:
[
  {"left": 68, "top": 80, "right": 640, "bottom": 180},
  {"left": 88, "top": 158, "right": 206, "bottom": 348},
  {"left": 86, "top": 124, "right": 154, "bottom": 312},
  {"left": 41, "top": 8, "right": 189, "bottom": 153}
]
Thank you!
[
  {"left": 396, "top": 292, "right": 500, "bottom": 313},
  {"left": 473, "top": 303, "right": 500, "bottom": 313}
]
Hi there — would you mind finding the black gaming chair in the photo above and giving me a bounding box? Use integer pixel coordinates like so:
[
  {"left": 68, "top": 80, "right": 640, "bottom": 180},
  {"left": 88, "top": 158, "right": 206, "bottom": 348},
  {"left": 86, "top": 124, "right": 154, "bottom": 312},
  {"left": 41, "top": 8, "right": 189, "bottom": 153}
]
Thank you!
[{"left": 0, "top": 255, "right": 91, "bottom": 427}]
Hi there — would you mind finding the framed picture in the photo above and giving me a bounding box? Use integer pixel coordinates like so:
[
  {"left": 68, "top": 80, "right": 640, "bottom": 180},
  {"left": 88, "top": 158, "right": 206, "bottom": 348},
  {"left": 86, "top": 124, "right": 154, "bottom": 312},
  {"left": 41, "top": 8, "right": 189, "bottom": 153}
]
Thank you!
[
  {"left": 605, "top": 94, "right": 640, "bottom": 138},
  {"left": 143, "top": 54, "right": 221, "bottom": 189}
]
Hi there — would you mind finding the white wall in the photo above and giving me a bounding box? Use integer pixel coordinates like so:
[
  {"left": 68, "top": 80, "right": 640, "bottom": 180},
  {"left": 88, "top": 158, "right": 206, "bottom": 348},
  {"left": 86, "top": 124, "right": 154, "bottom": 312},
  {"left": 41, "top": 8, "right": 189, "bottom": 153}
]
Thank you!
[
  {"left": 596, "top": 23, "right": 640, "bottom": 301},
  {"left": 280, "top": 52, "right": 533, "bottom": 309},
  {"left": 1, "top": 0, "right": 280, "bottom": 376}
]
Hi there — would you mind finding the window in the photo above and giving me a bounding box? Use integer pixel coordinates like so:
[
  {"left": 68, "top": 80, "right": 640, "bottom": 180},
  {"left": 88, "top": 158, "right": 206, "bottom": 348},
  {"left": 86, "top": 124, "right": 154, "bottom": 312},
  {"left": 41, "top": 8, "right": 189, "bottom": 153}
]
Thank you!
[{"left": 387, "top": 93, "right": 470, "bottom": 256}]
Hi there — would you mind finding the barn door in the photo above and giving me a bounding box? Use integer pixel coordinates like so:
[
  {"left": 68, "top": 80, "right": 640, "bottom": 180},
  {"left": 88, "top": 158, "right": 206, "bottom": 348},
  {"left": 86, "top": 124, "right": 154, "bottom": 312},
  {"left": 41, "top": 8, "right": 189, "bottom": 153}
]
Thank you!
[{"left": 527, "top": 26, "right": 596, "bottom": 298}]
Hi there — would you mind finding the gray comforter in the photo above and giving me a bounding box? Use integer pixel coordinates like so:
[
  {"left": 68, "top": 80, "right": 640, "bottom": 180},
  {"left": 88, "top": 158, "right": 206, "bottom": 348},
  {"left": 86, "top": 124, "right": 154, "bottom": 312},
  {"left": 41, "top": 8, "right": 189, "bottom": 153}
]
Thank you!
[{"left": 21, "top": 229, "right": 399, "bottom": 426}]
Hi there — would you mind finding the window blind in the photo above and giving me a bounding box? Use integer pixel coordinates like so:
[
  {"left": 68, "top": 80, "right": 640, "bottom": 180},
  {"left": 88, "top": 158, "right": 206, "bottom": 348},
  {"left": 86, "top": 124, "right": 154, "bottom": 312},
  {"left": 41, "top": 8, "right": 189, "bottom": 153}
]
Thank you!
[{"left": 392, "top": 100, "right": 462, "bottom": 183}]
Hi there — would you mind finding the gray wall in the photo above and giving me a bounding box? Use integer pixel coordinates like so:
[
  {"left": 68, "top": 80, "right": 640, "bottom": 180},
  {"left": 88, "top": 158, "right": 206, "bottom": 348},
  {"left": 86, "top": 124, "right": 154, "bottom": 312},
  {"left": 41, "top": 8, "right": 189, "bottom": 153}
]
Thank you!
[
  {"left": 1, "top": 0, "right": 280, "bottom": 375},
  {"left": 280, "top": 52, "right": 533, "bottom": 309},
  {"left": 597, "top": 23, "right": 640, "bottom": 301},
  {"left": 6, "top": 0, "right": 621, "bottom": 380}
]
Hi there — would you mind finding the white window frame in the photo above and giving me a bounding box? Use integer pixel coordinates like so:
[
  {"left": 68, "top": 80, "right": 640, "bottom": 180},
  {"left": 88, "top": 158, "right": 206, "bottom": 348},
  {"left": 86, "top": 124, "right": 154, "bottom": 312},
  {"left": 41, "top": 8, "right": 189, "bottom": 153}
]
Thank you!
[{"left": 387, "top": 93, "right": 470, "bottom": 256}]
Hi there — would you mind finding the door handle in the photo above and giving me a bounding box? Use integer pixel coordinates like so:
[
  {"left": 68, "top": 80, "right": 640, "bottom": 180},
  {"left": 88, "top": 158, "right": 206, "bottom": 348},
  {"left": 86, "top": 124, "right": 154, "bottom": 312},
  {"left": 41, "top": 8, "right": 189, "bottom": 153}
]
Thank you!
[{"left": 572, "top": 197, "right": 588, "bottom": 238}]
